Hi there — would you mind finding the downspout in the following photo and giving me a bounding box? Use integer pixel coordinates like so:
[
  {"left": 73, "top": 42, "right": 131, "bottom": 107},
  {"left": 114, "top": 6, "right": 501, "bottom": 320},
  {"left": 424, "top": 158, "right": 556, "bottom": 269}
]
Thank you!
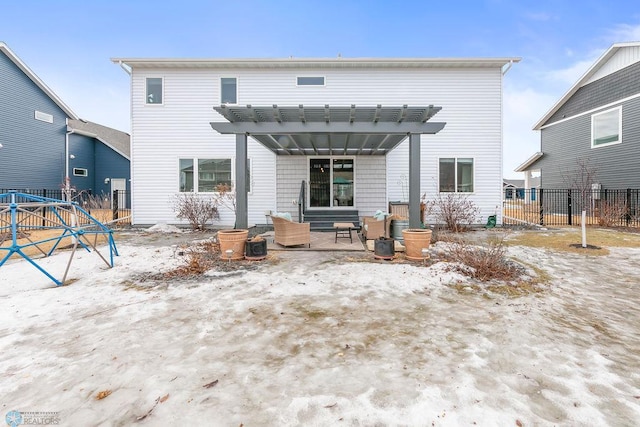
[{"left": 65, "top": 119, "right": 72, "bottom": 200}]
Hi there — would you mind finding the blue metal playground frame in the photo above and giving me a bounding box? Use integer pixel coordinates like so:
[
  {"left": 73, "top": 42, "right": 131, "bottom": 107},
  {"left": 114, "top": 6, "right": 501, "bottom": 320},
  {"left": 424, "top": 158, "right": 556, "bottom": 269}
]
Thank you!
[{"left": 0, "top": 191, "right": 119, "bottom": 286}]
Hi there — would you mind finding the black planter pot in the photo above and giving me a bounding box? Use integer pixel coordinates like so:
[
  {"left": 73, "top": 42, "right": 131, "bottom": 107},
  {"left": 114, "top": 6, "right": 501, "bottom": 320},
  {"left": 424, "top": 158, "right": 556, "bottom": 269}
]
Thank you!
[
  {"left": 245, "top": 239, "right": 268, "bottom": 260},
  {"left": 374, "top": 237, "right": 395, "bottom": 260}
]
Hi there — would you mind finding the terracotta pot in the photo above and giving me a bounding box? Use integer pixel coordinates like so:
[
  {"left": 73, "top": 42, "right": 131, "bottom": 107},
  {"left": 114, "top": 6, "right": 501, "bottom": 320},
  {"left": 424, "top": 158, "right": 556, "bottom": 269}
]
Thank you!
[
  {"left": 401, "top": 229, "right": 432, "bottom": 261},
  {"left": 217, "top": 229, "right": 249, "bottom": 260}
]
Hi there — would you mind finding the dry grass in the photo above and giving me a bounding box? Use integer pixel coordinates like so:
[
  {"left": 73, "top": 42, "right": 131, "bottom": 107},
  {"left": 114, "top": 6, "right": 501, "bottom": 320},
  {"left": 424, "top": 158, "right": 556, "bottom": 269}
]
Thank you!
[
  {"left": 506, "top": 227, "right": 640, "bottom": 256},
  {"left": 0, "top": 229, "right": 112, "bottom": 260}
]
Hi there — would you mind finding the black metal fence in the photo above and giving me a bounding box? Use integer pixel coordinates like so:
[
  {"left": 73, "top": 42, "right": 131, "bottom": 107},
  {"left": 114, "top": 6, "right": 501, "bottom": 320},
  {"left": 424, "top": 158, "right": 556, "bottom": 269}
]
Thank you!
[
  {"left": 503, "top": 188, "right": 640, "bottom": 227},
  {"left": 0, "top": 188, "right": 131, "bottom": 227}
]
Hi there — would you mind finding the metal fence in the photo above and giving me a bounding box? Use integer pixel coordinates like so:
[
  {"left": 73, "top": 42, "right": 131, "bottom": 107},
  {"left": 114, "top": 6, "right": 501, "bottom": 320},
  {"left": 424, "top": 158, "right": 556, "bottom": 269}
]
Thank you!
[
  {"left": 0, "top": 188, "right": 131, "bottom": 227},
  {"left": 503, "top": 188, "right": 640, "bottom": 227}
]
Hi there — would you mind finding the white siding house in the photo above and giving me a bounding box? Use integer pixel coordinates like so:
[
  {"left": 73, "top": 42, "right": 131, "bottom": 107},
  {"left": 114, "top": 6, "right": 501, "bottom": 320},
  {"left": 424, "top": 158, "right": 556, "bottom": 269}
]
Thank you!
[{"left": 112, "top": 57, "right": 519, "bottom": 228}]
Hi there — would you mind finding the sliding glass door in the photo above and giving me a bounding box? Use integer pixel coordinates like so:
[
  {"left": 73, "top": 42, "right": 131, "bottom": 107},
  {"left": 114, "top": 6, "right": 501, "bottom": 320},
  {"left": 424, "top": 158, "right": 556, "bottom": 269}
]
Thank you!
[{"left": 309, "top": 157, "right": 354, "bottom": 208}]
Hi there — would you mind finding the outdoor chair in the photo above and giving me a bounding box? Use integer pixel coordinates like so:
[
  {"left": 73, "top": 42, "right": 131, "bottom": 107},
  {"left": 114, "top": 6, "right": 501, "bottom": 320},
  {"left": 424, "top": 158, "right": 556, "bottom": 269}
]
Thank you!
[
  {"left": 361, "top": 214, "right": 395, "bottom": 240},
  {"left": 270, "top": 215, "right": 311, "bottom": 247}
]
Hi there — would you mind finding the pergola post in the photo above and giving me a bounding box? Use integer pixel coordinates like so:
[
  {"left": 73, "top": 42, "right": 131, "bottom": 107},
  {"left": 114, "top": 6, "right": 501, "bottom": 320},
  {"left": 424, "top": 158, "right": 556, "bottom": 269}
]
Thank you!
[
  {"left": 409, "top": 133, "right": 421, "bottom": 228},
  {"left": 235, "top": 133, "right": 248, "bottom": 229}
]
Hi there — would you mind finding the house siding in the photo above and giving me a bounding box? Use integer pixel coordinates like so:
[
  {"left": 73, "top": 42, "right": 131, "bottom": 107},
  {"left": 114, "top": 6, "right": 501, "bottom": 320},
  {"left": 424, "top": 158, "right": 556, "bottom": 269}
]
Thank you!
[
  {"left": 69, "top": 133, "right": 95, "bottom": 192},
  {"left": 130, "top": 66, "right": 505, "bottom": 226},
  {"left": 537, "top": 97, "right": 640, "bottom": 189},
  {"left": 0, "top": 50, "right": 68, "bottom": 189},
  {"left": 95, "top": 143, "right": 131, "bottom": 197},
  {"left": 545, "top": 61, "right": 640, "bottom": 126}
]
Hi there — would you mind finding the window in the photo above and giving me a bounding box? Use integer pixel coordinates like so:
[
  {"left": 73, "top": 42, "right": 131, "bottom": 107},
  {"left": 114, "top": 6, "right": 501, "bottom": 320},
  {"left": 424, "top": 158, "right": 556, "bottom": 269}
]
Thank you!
[
  {"left": 297, "top": 76, "right": 325, "bottom": 86},
  {"left": 73, "top": 168, "right": 88, "bottom": 177},
  {"left": 221, "top": 78, "right": 237, "bottom": 104},
  {"left": 179, "top": 159, "right": 194, "bottom": 192},
  {"left": 439, "top": 158, "right": 474, "bottom": 192},
  {"left": 179, "top": 158, "right": 232, "bottom": 192},
  {"left": 592, "top": 107, "right": 621, "bottom": 147},
  {"left": 146, "top": 77, "right": 163, "bottom": 104}
]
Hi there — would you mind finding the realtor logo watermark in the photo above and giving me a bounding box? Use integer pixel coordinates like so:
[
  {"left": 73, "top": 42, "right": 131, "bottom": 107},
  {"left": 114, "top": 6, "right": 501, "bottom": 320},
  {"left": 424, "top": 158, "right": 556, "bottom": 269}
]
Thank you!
[{"left": 5, "top": 410, "right": 60, "bottom": 426}]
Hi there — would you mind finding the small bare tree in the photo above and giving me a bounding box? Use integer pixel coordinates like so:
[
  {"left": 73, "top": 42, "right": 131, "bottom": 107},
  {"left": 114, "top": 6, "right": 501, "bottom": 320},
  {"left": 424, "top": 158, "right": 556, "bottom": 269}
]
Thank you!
[
  {"left": 171, "top": 193, "right": 220, "bottom": 230},
  {"left": 562, "top": 158, "right": 598, "bottom": 214}
]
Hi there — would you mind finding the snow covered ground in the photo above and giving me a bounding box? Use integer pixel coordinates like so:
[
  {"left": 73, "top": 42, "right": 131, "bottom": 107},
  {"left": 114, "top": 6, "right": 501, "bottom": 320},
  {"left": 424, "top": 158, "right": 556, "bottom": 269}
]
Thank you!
[{"left": 1, "top": 229, "right": 639, "bottom": 426}]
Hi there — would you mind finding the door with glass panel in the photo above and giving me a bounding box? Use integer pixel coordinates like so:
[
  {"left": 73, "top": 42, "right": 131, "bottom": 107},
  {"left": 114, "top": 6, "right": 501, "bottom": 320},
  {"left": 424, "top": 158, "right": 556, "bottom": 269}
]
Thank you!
[{"left": 308, "top": 158, "right": 354, "bottom": 208}]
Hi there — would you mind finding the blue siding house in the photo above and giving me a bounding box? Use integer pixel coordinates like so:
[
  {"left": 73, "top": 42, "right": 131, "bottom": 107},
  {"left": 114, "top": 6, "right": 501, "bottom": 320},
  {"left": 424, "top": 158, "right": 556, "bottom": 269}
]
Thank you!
[{"left": 0, "top": 42, "right": 130, "bottom": 203}]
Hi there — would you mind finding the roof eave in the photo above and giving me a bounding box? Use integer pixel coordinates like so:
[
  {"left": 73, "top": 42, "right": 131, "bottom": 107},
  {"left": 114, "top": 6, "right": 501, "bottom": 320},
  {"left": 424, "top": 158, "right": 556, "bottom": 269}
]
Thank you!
[
  {"left": 0, "top": 42, "right": 78, "bottom": 120},
  {"left": 111, "top": 56, "right": 521, "bottom": 70},
  {"left": 515, "top": 152, "right": 544, "bottom": 172}
]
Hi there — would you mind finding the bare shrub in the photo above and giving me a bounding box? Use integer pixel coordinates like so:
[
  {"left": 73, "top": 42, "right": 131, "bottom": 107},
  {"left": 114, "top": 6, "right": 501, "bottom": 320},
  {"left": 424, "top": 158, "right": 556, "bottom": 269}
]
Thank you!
[
  {"left": 427, "top": 193, "right": 480, "bottom": 232},
  {"left": 171, "top": 193, "right": 219, "bottom": 230},
  {"left": 597, "top": 200, "right": 628, "bottom": 227},
  {"left": 214, "top": 183, "right": 236, "bottom": 213},
  {"left": 443, "top": 235, "right": 522, "bottom": 282}
]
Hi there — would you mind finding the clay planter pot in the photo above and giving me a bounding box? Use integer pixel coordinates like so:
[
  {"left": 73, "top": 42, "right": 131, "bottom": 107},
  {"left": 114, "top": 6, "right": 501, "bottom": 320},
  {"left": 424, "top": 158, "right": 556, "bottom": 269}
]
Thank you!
[
  {"left": 374, "top": 237, "right": 395, "bottom": 260},
  {"left": 217, "top": 229, "right": 249, "bottom": 260},
  {"left": 245, "top": 238, "right": 267, "bottom": 260},
  {"left": 401, "top": 229, "right": 433, "bottom": 262}
]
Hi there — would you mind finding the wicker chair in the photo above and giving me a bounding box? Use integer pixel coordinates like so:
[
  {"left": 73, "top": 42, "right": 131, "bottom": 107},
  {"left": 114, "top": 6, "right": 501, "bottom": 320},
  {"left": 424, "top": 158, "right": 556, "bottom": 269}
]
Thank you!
[
  {"left": 271, "top": 215, "right": 311, "bottom": 247},
  {"left": 361, "top": 214, "right": 395, "bottom": 240}
]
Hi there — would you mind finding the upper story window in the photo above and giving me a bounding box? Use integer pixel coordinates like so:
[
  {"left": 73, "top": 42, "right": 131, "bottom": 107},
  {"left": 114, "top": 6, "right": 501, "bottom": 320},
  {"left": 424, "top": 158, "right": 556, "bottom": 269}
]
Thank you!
[
  {"left": 592, "top": 106, "right": 621, "bottom": 148},
  {"left": 297, "top": 76, "right": 325, "bottom": 86},
  {"left": 146, "top": 77, "right": 163, "bottom": 104},
  {"left": 439, "top": 158, "right": 474, "bottom": 193},
  {"left": 221, "top": 78, "right": 237, "bottom": 104}
]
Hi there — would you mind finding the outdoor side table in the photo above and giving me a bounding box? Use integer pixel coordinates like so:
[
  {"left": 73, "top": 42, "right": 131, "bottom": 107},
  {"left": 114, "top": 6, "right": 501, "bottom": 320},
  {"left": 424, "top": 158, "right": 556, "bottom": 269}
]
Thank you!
[{"left": 333, "top": 222, "right": 354, "bottom": 243}]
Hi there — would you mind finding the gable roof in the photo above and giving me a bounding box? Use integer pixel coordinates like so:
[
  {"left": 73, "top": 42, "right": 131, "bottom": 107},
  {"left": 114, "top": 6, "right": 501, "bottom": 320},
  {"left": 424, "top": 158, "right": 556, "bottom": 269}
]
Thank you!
[
  {"left": 533, "top": 41, "right": 640, "bottom": 130},
  {"left": 67, "top": 119, "right": 130, "bottom": 159},
  {"left": 0, "top": 42, "right": 78, "bottom": 120}
]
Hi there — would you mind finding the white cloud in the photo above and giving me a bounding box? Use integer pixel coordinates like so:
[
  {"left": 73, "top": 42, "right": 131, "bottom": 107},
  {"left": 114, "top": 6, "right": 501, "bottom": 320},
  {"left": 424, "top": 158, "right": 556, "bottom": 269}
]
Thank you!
[{"left": 608, "top": 22, "right": 640, "bottom": 42}]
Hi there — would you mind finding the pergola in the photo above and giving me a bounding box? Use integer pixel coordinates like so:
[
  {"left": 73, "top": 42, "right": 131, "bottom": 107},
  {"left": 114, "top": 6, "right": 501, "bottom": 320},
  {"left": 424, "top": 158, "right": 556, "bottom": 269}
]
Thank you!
[{"left": 210, "top": 104, "right": 446, "bottom": 229}]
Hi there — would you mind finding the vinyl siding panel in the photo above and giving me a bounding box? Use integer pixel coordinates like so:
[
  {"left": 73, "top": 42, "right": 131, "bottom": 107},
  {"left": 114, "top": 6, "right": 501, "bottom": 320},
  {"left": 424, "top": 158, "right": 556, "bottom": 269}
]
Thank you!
[
  {"left": 68, "top": 133, "right": 95, "bottom": 192},
  {"left": 588, "top": 46, "right": 640, "bottom": 84},
  {"left": 131, "top": 66, "right": 504, "bottom": 225},
  {"left": 539, "top": 97, "right": 640, "bottom": 189},
  {"left": 546, "top": 61, "right": 640, "bottom": 125},
  {"left": 0, "top": 51, "right": 69, "bottom": 189}
]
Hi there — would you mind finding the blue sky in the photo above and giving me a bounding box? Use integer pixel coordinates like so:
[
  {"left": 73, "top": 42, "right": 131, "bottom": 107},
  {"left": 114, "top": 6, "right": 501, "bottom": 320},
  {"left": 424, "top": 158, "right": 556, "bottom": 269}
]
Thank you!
[{"left": 3, "top": 0, "right": 640, "bottom": 178}]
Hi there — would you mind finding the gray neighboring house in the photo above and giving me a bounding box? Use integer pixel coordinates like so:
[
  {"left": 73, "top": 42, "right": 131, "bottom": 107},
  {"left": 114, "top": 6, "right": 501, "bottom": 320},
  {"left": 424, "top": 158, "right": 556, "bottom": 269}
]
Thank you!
[
  {"left": 0, "top": 42, "right": 130, "bottom": 202},
  {"left": 517, "top": 42, "right": 640, "bottom": 190}
]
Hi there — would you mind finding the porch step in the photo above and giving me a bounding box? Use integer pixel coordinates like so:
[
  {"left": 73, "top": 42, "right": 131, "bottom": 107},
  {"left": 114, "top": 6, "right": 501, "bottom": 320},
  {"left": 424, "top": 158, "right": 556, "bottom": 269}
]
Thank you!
[{"left": 303, "top": 209, "right": 360, "bottom": 231}]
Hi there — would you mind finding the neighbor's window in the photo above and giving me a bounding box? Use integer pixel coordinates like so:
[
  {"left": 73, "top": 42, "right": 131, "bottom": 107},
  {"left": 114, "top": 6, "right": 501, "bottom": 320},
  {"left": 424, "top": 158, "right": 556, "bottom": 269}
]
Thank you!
[
  {"left": 73, "top": 168, "right": 88, "bottom": 177},
  {"left": 297, "top": 76, "right": 325, "bottom": 86},
  {"left": 439, "top": 158, "right": 474, "bottom": 192},
  {"left": 146, "top": 77, "right": 163, "bottom": 104},
  {"left": 221, "top": 78, "right": 237, "bottom": 104},
  {"left": 592, "top": 107, "right": 621, "bottom": 147}
]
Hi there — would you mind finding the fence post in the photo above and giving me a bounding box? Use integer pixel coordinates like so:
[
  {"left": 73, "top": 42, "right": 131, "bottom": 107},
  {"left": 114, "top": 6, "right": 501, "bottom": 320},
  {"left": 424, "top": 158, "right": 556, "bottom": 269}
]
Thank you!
[
  {"left": 626, "top": 188, "right": 632, "bottom": 226},
  {"left": 567, "top": 189, "right": 572, "bottom": 226},
  {"left": 113, "top": 190, "right": 119, "bottom": 221},
  {"left": 539, "top": 188, "right": 544, "bottom": 226},
  {"left": 42, "top": 189, "right": 47, "bottom": 227}
]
